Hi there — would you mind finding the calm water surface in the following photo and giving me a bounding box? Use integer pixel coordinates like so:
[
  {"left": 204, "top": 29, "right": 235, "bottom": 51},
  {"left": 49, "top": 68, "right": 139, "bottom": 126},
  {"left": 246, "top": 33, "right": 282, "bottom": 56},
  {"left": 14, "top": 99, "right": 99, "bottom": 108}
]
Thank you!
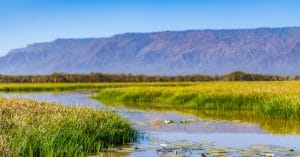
[{"left": 1, "top": 92, "right": 300, "bottom": 156}]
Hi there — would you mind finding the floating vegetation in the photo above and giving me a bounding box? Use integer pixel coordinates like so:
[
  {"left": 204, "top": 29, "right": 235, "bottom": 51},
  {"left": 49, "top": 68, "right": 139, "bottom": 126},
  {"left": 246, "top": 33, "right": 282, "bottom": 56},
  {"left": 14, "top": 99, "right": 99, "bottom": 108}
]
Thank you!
[
  {"left": 0, "top": 97, "right": 136, "bottom": 156},
  {"left": 179, "top": 119, "right": 195, "bottom": 124},
  {"left": 133, "top": 119, "right": 198, "bottom": 128},
  {"left": 148, "top": 139, "right": 299, "bottom": 157},
  {"left": 164, "top": 120, "right": 175, "bottom": 124}
]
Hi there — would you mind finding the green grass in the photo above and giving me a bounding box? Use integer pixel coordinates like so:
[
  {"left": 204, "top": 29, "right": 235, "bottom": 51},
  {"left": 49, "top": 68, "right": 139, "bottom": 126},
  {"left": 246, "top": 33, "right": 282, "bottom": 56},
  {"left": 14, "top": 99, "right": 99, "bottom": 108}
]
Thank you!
[
  {"left": 0, "top": 97, "right": 136, "bottom": 157},
  {"left": 93, "top": 81, "right": 300, "bottom": 120},
  {"left": 0, "top": 82, "right": 195, "bottom": 92},
  {"left": 98, "top": 102, "right": 300, "bottom": 134}
]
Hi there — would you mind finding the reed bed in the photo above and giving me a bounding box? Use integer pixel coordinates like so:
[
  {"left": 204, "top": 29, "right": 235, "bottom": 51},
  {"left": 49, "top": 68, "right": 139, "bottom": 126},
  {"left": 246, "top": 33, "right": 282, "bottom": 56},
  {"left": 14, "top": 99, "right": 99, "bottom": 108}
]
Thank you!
[
  {"left": 0, "top": 97, "right": 136, "bottom": 156},
  {"left": 93, "top": 81, "right": 300, "bottom": 120}
]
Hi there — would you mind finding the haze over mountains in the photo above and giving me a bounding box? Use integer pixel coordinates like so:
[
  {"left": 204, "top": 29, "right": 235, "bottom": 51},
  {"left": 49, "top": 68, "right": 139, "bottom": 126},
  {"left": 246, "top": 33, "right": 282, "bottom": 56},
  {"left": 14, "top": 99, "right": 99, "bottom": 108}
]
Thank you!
[{"left": 1, "top": 27, "right": 300, "bottom": 75}]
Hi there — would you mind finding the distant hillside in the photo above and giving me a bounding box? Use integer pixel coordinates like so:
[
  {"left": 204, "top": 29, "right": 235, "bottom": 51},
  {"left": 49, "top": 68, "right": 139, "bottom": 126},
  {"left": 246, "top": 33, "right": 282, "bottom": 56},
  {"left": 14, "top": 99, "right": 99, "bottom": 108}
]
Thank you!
[{"left": 1, "top": 27, "right": 300, "bottom": 75}]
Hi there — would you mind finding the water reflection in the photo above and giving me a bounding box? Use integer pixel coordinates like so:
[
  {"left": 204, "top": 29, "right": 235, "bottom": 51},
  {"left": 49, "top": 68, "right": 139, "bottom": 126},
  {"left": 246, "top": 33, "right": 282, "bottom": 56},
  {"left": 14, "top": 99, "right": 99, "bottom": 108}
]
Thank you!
[
  {"left": 192, "top": 109, "right": 300, "bottom": 135},
  {"left": 100, "top": 101, "right": 300, "bottom": 135}
]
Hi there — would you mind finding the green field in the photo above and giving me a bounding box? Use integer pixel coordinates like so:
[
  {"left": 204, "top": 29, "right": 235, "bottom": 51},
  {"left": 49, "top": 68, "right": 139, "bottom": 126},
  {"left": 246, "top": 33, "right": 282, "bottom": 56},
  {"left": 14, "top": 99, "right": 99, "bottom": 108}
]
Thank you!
[
  {"left": 0, "top": 97, "right": 136, "bottom": 156},
  {"left": 0, "top": 82, "right": 194, "bottom": 92},
  {"left": 93, "top": 81, "right": 300, "bottom": 120}
]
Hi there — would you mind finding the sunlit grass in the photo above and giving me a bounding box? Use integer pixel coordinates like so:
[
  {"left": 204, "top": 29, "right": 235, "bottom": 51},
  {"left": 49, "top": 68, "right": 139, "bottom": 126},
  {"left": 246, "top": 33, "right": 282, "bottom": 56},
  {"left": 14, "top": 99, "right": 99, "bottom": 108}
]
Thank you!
[
  {"left": 0, "top": 82, "right": 195, "bottom": 92},
  {"left": 93, "top": 81, "right": 300, "bottom": 120},
  {"left": 0, "top": 97, "right": 136, "bottom": 156}
]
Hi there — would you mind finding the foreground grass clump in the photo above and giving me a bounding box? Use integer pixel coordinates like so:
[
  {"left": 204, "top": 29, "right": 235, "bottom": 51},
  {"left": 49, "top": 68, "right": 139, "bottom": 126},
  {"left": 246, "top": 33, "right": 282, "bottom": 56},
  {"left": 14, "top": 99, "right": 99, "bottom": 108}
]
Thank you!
[
  {"left": 0, "top": 97, "right": 136, "bottom": 156},
  {"left": 93, "top": 81, "right": 300, "bottom": 120}
]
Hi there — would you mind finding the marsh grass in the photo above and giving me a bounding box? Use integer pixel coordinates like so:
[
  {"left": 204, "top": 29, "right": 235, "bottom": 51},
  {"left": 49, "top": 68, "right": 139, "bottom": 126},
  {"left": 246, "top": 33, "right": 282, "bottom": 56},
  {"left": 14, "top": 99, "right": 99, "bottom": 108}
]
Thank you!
[
  {"left": 93, "top": 81, "right": 300, "bottom": 120},
  {"left": 0, "top": 82, "right": 195, "bottom": 92},
  {"left": 0, "top": 97, "right": 136, "bottom": 156}
]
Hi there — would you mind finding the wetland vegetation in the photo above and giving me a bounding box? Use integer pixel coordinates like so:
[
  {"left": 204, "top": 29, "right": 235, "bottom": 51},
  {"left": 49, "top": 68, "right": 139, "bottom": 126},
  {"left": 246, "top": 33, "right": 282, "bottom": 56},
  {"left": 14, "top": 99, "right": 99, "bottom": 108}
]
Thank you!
[
  {"left": 94, "top": 81, "right": 300, "bottom": 120},
  {"left": 0, "top": 82, "right": 193, "bottom": 92},
  {"left": 1, "top": 81, "right": 300, "bottom": 156},
  {"left": 0, "top": 97, "right": 136, "bottom": 156}
]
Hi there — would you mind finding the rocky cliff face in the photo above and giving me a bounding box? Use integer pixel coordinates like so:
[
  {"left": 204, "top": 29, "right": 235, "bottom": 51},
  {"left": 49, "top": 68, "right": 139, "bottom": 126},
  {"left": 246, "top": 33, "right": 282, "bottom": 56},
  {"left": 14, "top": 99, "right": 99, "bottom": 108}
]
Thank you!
[{"left": 1, "top": 27, "right": 300, "bottom": 75}]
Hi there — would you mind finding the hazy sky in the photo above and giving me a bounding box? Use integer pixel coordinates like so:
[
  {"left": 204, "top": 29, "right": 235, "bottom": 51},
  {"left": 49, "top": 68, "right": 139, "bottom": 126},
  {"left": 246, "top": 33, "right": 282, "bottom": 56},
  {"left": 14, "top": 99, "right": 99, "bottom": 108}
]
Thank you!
[{"left": 1, "top": 0, "right": 300, "bottom": 56}]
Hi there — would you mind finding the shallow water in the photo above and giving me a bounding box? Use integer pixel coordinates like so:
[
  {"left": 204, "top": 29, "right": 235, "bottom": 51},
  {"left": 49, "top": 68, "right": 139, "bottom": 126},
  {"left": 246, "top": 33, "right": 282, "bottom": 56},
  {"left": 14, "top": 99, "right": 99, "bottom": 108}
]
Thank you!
[{"left": 1, "top": 92, "right": 300, "bottom": 156}]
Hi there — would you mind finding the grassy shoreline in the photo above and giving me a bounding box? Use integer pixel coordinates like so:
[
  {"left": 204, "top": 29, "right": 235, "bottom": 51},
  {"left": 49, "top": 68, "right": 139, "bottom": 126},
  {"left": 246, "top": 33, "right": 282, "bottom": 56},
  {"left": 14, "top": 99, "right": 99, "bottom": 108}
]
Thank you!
[
  {"left": 93, "top": 81, "right": 300, "bottom": 120},
  {"left": 0, "top": 97, "right": 136, "bottom": 156}
]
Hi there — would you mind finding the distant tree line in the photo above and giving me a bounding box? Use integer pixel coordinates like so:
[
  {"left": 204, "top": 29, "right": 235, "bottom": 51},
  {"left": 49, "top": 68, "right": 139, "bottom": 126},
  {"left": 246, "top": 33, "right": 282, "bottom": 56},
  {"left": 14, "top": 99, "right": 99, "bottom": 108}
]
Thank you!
[{"left": 0, "top": 71, "right": 299, "bottom": 83}]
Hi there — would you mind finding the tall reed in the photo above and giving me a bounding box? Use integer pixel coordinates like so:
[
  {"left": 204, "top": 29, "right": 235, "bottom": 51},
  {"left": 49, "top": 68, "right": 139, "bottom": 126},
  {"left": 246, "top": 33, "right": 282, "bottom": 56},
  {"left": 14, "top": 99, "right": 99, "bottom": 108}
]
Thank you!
[{"left": 0, "top": 98, "right": 136, "bottom": 156}]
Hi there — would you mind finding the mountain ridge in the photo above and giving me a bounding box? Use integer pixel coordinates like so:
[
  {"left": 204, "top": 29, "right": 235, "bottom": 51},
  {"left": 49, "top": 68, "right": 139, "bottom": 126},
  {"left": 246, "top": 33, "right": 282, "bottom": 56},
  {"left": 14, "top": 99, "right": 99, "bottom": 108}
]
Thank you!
[{"left": 1, "top": 27, "right": 300, "bottom": 75}]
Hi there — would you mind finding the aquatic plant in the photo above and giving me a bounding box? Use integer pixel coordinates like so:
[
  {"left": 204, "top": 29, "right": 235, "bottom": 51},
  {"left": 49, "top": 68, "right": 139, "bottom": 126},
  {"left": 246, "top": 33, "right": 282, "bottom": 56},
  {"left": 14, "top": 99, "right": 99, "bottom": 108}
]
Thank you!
[{"left": 0, "top": 97, "right": 136, "bottom": 156}]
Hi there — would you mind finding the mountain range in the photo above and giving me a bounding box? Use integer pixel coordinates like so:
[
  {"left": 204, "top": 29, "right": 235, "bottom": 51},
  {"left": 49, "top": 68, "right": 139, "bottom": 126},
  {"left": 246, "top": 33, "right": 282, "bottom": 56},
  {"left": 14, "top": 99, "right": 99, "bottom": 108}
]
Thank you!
[{"left": 1, "top": 27, "right": 300, "bottom": 75}]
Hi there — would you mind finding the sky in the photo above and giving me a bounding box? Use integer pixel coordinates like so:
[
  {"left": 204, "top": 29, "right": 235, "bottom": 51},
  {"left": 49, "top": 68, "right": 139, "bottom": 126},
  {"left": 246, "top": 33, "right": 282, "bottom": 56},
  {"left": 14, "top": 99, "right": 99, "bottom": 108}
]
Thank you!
[{"left": 1, "top": 0, "right": 300, "bottom": 56}]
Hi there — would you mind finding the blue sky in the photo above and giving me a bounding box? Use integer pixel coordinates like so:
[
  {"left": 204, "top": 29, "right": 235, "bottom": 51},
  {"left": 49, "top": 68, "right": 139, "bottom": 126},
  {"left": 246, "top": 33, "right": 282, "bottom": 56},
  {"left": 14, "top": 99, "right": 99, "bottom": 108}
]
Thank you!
[{"left": 1, "top": 0, "right": 300, "bottom": 56}]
